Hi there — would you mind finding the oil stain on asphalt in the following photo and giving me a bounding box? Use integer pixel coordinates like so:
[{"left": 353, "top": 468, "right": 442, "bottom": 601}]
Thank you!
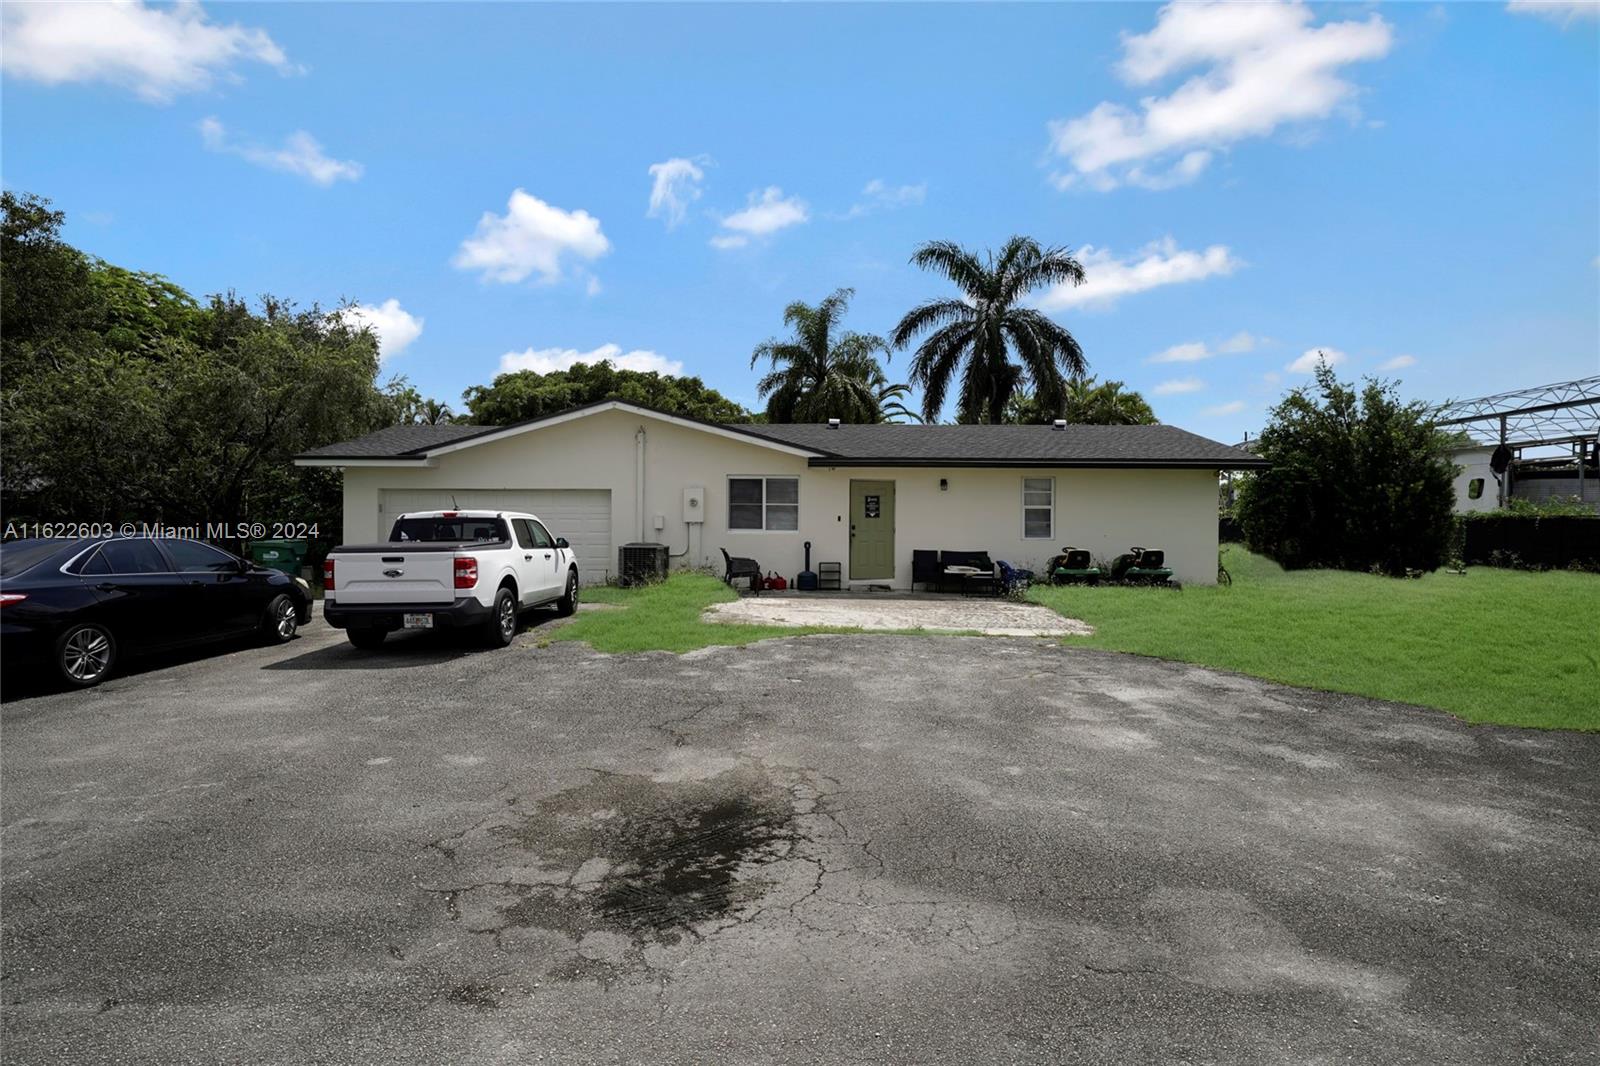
[{"left": 425, "top": 762, "right": 807, "bottom": 986}]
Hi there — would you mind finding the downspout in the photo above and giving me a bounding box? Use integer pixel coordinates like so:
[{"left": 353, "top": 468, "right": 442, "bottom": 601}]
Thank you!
[{"left": 635, "top": 425, "right": 647, "bottom": 542}]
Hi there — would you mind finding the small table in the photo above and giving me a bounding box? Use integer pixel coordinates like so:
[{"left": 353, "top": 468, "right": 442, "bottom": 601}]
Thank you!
[{"left": 943, "top": 565, "right": 996, "bottom": 596}]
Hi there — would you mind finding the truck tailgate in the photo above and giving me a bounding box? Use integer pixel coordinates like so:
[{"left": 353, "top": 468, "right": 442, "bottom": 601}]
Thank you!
[{"left": 332, "top": 550, "right": 457, "bottom": 606}]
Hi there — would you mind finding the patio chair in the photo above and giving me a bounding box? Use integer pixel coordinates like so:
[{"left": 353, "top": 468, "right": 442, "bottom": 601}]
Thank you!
[
  {"left": 996, "top": 560, "right": 1034, "bottom": 594},
  {"left": 939, "top": 550, "right": 993, "bottom": 594},
  {"left": 912, "top": 550, "right": 941, "bottom": 590},
  {"left": 720, "top": 547, "right": 763, "bottom": 594}
]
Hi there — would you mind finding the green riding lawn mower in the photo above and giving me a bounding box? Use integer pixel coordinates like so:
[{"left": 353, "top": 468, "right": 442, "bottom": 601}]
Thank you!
[
  {"left": 1047, "top": 547, "right": 1103, "bottom": 585},
  {"left": 1110, "top": 546, "right": 1174, "bottom": 585}
]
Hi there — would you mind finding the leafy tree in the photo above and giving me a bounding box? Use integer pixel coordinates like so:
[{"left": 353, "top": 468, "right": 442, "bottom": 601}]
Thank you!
[
  {"left": 751, "top": 288, "right": 889, "bottom": 423},
  {"left": 1235, "top": 359, "right": 1456, "bottom": 576},
  {"left": 1, "top": 192, "right": 396, "bottom": 545},
  {"left": 1009, "top": 377, "right": 1158, "bottom": 425},
  {"left": 461, "top": 359, "right": 749, "bottom": 424},
  {"left": 891, "top": 236, "right": 1089, "bottom": 424}
]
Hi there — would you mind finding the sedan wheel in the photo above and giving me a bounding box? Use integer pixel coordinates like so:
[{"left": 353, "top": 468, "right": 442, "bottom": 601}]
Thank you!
[
  {"left": 56, "top": 624, "right": 117, "bottom": 687},
  {"left": 262, "top": 594, "right": 298, "bottom": 644}
]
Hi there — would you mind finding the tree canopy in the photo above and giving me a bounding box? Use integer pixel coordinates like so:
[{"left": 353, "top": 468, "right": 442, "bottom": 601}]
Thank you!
[
  {"left": 1235, "top": 360, "right": 1456, "bottom": 576},
  {"left": 892, "top": 236, "right": 1089, "bottom": 424},
  {"left": 751, "top": 288, "right": 893, "bottom": 424},
  {"left": 1, "top": 191, "right": 399, "bottom": 540},
  {"left": 460, "top": 360, "right": 750, "bottom": 425},
  {"left": 1009, "top": 378, "right": 1158, "bottom": 425}
]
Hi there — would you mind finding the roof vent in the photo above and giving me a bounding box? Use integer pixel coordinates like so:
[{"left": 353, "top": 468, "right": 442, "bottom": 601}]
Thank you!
[
  {"left": 1051, "top": 419, "right": 1067, "bottom": 430},
  {"left": 827, "top": 418, "right": 841, "bottom": 429}
]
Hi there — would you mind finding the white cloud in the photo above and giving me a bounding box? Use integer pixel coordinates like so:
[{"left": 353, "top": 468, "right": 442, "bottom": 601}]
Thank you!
[
  {"left": 1378, "top": 354, "right": 1416, "bottom": 371},
  {"left": 844, "top": 179, "right": 927, "bottom": 218},
  {"left": 1202, "top": 400, "right": 1248, "bottom": 416},
  {"left": 339, "top": 299, "right": 423, "bottom": 361},
  {"left": 1150, "top": 341, "right": 1212, "bottom": 364},
  {"left": 1217, "top": 330, "right": 1259, "bottom": 353},
  {"left": 0, "top": 0, "right": 292, "bottom": 103},
  {"left": 499, "top": 343, "right": 682, "bottom": 377},
  {"left": 1149, "top": 330, "right": 1261, "bottom": 363},
  {"left": 453, "top": 189, "right": 610, "bottom": 284},
  {"left": 1287, "top": 347, "right": 1347, "bottom": 373},
  {"left": 646, "top": 157, "right": 706, "bottom": 228},
  {"left": 711, "top": 186, "right": 808, "bottom": 248},
  {"left": 1037, "top": 237, "right": 1241, "bottom": 311},
  {"left": 198, "top": 117, "right": 361, "bottom": 185},
  {"left": 1048, "top": 1, "right": 1392, "bottom": 191},
  {"left": 1506, "top": 1, "right": 1600, "bottom": 25},
  {"left": 1154, "top": 377, "right": 1206, "bottom": 395}
]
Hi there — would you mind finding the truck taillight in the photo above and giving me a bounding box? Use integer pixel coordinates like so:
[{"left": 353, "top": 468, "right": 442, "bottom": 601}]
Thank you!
[
  {"left": 323, "top": 558, "right": 335, "bottom": 590},
  {"left": 453, "top": 556, "right": 478, "bottom": 589},
  {"left": 0, "top": 593, "right": 26, "bottom": 607}
]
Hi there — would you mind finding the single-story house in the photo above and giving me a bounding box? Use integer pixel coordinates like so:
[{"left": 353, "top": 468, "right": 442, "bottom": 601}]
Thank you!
[{"left": 295, "top": 401, "right": 1268, "bottom": 587}]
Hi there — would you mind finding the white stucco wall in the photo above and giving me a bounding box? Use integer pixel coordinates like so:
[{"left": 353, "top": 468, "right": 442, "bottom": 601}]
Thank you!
[
  {"left": 1449, "top": 446, "right": 1498, "bottom": 513},
  {"left": 334, "top": 408, "right": 1223, "bottom": 586}
]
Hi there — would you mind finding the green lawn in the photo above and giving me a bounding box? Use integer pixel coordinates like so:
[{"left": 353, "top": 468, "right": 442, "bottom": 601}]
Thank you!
[
  {"left": 1029, "top": 547, "right": 1599, "bottom": 731},
  {"left": 556, "top": 554, "right": 1598, "bottom": 731}
]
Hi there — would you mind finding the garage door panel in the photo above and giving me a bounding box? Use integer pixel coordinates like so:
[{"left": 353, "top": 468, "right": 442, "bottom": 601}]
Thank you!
[{"left": 379, "top": 490, "right": 612, "bottom": 584}]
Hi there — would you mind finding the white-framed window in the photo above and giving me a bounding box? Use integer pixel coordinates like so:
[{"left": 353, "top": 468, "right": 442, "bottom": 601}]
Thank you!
[
  {"left": 728, "top": 476, "right": 799, "bottom": 531},
  {"left": 1023, "top": 477, "right": 1054, "bottom": 539}
]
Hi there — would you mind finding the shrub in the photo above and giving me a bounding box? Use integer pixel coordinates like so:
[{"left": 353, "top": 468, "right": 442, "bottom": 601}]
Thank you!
[{"left": 1236, "top": 361, "right": 1456, "bottom": 576}]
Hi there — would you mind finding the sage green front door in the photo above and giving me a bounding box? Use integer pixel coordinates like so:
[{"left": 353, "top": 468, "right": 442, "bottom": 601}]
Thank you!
[{"left": 849, "top": 480, "right": 895, "bottom": 580}]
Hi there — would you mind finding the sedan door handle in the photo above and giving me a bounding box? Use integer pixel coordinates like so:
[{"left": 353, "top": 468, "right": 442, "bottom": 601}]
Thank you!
[{"left": 96, "top": 583, "right": 116, "bottom": 592}]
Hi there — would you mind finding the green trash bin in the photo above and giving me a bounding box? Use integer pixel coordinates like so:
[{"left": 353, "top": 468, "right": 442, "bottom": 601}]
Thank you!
[{"left": 249, "top": 538, "right": 308, "bottom": 576}]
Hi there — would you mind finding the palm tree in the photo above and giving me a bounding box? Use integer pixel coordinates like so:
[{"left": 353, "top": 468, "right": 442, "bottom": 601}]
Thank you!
[
  {"left": 874, "top": 381, "right": 922, "bottom": 424},
  {"left": 891, "top": 236, "right": 1089, "bottom": 424},
  {"left": 751, "top": 288, "right": 890, "bottom": 423},
  {"left": 419, "top": 398, "right": 455, "bottom": 425},
  {"left": 1011, "top": 378, "right": 1157, "bottom": 425}
]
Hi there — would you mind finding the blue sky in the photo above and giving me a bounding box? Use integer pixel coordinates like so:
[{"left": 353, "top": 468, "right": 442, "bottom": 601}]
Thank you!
[{"left": 3, "top": 1, "right": 1597, "bottom": 440}]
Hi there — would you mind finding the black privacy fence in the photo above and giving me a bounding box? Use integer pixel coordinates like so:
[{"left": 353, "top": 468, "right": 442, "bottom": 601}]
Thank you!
[{"left": 1460, "top": 516, "right": 1600, "bottom": 570}]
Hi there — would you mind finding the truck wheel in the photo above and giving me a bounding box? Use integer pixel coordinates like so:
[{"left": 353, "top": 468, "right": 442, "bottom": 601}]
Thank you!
[
  {"left": 556, "top": 570, "right": 579, "bottom": 617},
  {"left": 347, "top": 627, "right": 386, "bottom": 650},
  {"left": 260, "top": 594, "right": 298, "bottom": 644},
  {"left": 56, "top": 623, "right": 117, "bottom": 687},
  {"left": 484, "top": 587, "right": 517, "bottom": 648}
]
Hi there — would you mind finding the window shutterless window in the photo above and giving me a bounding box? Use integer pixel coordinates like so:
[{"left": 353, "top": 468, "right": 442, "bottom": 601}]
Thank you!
[
  {"left": 1023, "top": 478, "right": 1054, "bottom": 539},
  {"left": 728, "top": 477, "right": 799, "bottom": 531}
]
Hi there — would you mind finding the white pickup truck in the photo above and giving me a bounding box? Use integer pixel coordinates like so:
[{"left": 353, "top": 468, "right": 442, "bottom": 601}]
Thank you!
[{"left": 322, "top": 510, "right": 580, "bottom": 649}]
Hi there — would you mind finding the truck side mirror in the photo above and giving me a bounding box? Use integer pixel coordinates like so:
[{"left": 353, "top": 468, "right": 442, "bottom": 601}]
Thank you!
[{"left": 555, "top": 537, "right": 570, "bottom": 549}]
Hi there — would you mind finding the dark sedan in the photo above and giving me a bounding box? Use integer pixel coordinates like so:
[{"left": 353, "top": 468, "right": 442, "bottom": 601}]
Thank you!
[{"left": 0, "top": 537, "right": 314, "bottom": 688}]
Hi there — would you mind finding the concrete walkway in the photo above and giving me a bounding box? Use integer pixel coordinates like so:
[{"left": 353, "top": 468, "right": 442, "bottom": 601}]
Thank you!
[{"left": 704, "top": 594, "right": 1093, "bottom": 636}]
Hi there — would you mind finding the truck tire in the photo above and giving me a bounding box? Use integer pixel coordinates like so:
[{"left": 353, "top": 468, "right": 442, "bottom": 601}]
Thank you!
[
  {"left": 556, "top": 569, "right": 579, "bottom": 617},
  {"left": 484, "top": 587, "right": 517, "bottom": 648},
  {"left": 347, "top": 627, "right": 387, "bottom": 650}
]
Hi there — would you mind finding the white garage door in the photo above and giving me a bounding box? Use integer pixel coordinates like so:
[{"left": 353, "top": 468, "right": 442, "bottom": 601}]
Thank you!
[{"left": 379, "top": 489, "right": 613, "bottom": 584}]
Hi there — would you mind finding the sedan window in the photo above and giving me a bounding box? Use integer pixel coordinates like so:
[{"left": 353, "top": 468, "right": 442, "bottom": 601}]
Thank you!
[
  {"left": 0, "top": 539, "right": 76, "bottom": 578},
  {"left": 96, "top": 539, "right": 167, "bottom": 574},
  {"left": 163, "top": 539, "right": 240, "bottom": 573}
]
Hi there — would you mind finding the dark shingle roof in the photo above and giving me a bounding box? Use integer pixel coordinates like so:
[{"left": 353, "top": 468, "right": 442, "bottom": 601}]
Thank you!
[
  {"left": 297, "top": 423, "right": 486, "bottom": 459},
  {"left": 739, "top": 422, "right": 1267, "bottom": 468},
  {"left": 297, "top": 402, "right": 1266, "bottom": 469}
]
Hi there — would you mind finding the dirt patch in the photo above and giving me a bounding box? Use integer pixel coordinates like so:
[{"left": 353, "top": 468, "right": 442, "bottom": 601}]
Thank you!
[{"left": 704, "top": 596, "right": 1092, "bottom": 637}]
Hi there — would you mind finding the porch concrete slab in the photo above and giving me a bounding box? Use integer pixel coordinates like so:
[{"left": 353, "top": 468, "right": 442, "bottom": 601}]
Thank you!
[{"left": 704, "top": 595, "right": 1092, "bottom": 636}]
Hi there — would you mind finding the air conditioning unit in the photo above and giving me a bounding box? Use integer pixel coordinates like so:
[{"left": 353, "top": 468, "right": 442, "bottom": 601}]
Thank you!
[{"left": 618, "top": 542, "right": 668, "bottom": 587}]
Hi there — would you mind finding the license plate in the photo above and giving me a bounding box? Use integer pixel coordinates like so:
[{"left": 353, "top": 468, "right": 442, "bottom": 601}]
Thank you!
[{"left": 402, "top": 613, "right": 433, "bottom": 629}]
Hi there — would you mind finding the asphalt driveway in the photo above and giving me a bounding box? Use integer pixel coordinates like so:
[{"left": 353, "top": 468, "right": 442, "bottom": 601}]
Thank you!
[{"left": 3, "top": 614, "right": 1597, "bottom": 1065}]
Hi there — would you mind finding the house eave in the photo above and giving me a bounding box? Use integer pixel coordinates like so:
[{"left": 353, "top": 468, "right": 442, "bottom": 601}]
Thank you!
[{"left": 805, "top": 457, "right": 1271, "bottom": 470}]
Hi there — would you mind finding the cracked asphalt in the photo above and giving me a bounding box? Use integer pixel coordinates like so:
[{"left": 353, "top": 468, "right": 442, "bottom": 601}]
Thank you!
[{"left": 3, "top": 611, "right": 1598, "bottom": 1065}]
